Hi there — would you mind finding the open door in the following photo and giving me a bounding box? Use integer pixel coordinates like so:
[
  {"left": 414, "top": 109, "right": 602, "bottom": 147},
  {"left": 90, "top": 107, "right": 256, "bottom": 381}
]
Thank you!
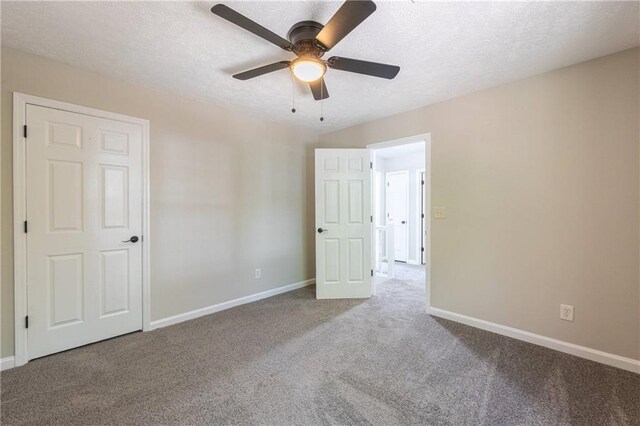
[
  {"left": 315, "top": 149, "right": 372, "bottom": 299},
  {"left": 385, "top": 171, "right": 409, "bottom": 262}
]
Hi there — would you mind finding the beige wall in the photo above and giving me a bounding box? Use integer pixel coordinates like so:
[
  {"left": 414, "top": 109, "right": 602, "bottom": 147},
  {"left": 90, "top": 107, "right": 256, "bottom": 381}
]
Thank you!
[
  {"left": 1, "top": 48, "right": 316, "bottom": 358},
  {"left": 318, "top": 48, "right": 640, "bottom": 360},
  {"left": 2, "top": 46, "right": 638, "bottom": 362}
]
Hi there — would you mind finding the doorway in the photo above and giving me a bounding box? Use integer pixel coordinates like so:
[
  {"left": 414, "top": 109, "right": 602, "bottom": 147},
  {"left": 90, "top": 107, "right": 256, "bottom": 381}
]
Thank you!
[
  {"left": 313, "top": 133, "right": 431, "bottom": 309},
  {"left": 368, "top": 135, "right": 429, "bottom": 304},
  {"left": 13, "top": 93, "right": 151, "bottom": 366}
]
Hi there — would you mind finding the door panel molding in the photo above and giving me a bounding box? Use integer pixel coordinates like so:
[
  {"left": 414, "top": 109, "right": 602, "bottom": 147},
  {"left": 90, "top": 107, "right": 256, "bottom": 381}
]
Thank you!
[
  {"left": 385, "top": 170, "right": 409, "bottom": 262},
  {"left": 315, "top": 149, "right": 372, "bottom": 299},
  {"left": 12, "top": 92, "right": 151, "bottom": 366}
]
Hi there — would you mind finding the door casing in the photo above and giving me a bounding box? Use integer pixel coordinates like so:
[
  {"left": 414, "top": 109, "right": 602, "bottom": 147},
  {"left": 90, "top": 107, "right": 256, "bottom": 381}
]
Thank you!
[
  {"left": 12, "top": 93, "right": 151, "bottom": 367},
  {"left": 417, "top": 169, "right": 426, "bottom": 265}
]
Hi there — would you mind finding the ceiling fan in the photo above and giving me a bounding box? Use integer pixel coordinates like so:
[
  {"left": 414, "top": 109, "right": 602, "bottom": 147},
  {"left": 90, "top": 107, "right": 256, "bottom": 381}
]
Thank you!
[{"left": 211, "top": 0, "right": 400, "bottom": 101}]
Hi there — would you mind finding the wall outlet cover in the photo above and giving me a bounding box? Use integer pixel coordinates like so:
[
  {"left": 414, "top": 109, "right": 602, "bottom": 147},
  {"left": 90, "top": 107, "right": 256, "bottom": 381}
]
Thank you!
[
  {"left": 255, "top": 268, "right": 261, "bottom": 279},
  {"left": 560, "top": 304, "right": 574, "bottom": 321},
  {"left": 433, "top": 206, "right": 447, "bottom": 219}
]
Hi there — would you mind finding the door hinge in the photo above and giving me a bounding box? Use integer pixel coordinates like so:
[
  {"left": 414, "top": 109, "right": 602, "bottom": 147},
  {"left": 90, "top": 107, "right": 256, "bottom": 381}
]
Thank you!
[
  {"left": 371, "top": 269, "right": 373, "bottom": 277},
  {"left": 370, "top": 215, "right": 373, "bottom": 223},
  {"left": 23, "top": 125, "right": 28, "bottom": 139},
  {"left": 421, "top": 180, "right": 424, "bottom": 185},
  {"left": 25, "top": 315, "right": 29, "bottom": 329},
  {"left": 421, "top": 213, "right": 425, "bottom": 219},
  {"left": 421, "top": 247, "right": 424, "bottom": 252},
  {"left": 370, "top": 161, "right": 373, "bottom": 169},
  {"left": 24, "top": 220, "right": 28, "bottom": 233}
]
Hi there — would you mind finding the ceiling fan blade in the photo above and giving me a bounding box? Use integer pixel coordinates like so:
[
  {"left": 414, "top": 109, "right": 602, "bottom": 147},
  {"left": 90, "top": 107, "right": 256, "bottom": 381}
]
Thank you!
[
  {"left": 315, "top": 0, "right": 376, "bottom": 51},
  {"left": 233, "top": 61, "right": 291, "bottom": 80},
  {"left": 211, "top": 4, "right": 292, "bottom": 51},
  {"left": 309, "top": 78, "right": 329, "bottom": 100},
  {"left": 327, "top": 57, "right": 400, "bottom": 79}
]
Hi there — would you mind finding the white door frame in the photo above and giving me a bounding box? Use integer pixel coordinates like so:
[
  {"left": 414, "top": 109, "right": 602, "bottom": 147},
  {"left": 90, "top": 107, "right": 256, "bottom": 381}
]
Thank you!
[
  {"left": 385, "top": 170, "right": 410, "bottom": 263},
  {"left": 416, "top": 168, "right": 426, "bottom": 265},
  {"left": 367, "top": 134, "right": 431, "bottom": 310},
  {"left": 12, "top": 92, "right": 151, "bottom": 367}
]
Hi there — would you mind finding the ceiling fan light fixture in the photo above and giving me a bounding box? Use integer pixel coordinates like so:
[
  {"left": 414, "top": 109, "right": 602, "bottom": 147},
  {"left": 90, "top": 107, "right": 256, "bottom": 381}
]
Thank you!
[{"left": 291, "top": 58, "right": 326, "bottom": 82}]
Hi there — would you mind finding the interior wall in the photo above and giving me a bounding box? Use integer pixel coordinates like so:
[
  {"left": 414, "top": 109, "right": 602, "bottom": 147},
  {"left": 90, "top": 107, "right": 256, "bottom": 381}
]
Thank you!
[
  {"left": 0, "top": 47, "right": 316, "bottom": 358},
  {"left": 318, "top": 47, "right": 640, "bottom": 360}
]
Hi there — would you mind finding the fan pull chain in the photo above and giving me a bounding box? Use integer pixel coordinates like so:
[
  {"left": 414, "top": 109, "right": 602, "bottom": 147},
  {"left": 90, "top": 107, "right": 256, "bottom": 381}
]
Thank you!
[
  {"left": 291, "top": 74, "right": 296, "bottom": 114},
  {"left": 320, "top": 79, "right": 325, "bottom": 122}
]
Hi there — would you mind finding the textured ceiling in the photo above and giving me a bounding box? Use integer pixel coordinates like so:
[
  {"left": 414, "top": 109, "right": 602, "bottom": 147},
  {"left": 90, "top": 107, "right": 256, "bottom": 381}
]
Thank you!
[{"left": 2, "top": 1, "right": 639, "bottom": 133}]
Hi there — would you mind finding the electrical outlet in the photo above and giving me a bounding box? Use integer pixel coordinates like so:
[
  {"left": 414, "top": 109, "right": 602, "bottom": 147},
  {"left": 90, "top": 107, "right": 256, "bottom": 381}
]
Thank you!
[
  {"left": 560, "top": 304, "right": 574, "bottom": 321},
  {"left": 255, "top": 268, "right": 261, "bottom": 279},
  {"left": 433, "top": 206, "right": 447, "bottom": 219}
]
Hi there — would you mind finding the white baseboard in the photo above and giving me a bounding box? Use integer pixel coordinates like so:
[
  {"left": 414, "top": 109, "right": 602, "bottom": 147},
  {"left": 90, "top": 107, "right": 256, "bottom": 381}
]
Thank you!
[
  {"left": 1, "top": 356, "right": 15, "bottom": 371},
  {"left": 407, "top": 260, "right": 421, "bottom": 265},
  {"left": 150, "top": 278, "right": 315, "bottom": 330},
  {"left": 428, "top": 307, "right": 640, "bottom": 374}
]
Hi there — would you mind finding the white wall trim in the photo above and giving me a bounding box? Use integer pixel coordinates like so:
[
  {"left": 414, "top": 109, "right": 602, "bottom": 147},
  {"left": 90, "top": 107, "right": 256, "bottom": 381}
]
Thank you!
[
  {"left": 1, "top": 357, "right": 16, "bottom": 371},
  {"left": 366, "top": 134, "right": 429, "bottom": 151},
  {"left": 150, "top": 278, "right": 315, "bottom": 330},
  {"left": 12, "top": 92, "right": 151, "bottom": 367},
  {"left": 429, "top": 307, "right": 640, "bottom": 374},
  {"left": 415, "top": 167, "right": 426, "bottom": 265}
]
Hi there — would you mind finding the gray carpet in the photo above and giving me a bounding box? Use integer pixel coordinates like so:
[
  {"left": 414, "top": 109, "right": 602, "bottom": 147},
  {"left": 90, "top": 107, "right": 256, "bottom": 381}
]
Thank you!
[{"left": 2, "top": 264, "right": 639, "bottom": 425}]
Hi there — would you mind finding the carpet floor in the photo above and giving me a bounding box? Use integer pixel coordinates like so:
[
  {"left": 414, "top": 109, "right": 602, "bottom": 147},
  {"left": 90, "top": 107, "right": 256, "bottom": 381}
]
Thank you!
[{"left": 1, "top": 264, "right": 639, "bottom": 425}]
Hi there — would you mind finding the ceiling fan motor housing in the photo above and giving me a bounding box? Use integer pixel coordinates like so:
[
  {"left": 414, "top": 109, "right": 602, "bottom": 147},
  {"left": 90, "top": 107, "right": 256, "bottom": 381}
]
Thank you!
[{"left": 287, "top": 21, "right": 326, "bottom": 58}]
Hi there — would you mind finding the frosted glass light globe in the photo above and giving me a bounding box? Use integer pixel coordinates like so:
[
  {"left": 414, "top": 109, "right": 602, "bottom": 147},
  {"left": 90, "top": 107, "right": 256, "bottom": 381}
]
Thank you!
[{"left": 291, "top": 59, "right": 326, "bottom": 82}]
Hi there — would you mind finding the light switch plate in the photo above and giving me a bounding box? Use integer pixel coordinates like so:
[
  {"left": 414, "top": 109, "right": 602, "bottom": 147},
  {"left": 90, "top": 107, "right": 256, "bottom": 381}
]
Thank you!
[{"left": 433, "top": 206, "right": 447, "bottom": 219}]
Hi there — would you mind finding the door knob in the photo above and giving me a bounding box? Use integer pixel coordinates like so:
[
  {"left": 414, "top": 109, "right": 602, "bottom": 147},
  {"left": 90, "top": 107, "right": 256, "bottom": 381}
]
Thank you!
[
  {"left": 122, "top": 236, "right": 139, "bottom": 243},
  {"left": 401, "top": 221, "right": 406, "bottom": 224},
  {"left": 317, "top": 228, "right": 328, "bottom": 233}
]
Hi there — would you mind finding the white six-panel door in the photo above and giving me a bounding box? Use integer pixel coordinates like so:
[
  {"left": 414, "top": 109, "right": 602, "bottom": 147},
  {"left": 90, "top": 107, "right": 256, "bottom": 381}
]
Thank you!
[
  {"left": 26, "top": 104, "right": 143, "bottom": 360},
  {"left": 386, "top": 171, "right": 408, "bottom": 262},
  {"left": 315, "top": 149, "right": 372, "bottom": 299}
]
